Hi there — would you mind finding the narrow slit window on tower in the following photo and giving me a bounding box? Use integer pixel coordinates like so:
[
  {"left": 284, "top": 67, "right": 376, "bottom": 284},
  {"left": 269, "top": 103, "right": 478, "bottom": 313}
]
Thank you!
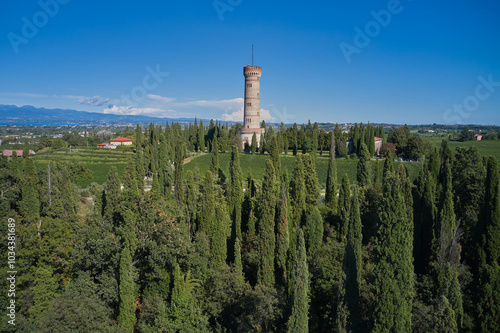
[
  {"left": 247, "top": 102, "right": 252, "bottom": 107},
  {"left": 247, "top": 84, "right": 252, "bottom": 88}
]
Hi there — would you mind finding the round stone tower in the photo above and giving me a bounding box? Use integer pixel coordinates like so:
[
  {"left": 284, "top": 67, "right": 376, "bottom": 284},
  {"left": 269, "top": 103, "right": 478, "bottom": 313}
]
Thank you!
[{"left": 240, "top": 65, "right": 265, "bottom": 147}]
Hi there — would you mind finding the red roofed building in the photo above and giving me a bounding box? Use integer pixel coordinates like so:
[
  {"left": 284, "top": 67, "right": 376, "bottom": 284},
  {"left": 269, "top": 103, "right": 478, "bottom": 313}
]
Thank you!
[
  {"left": 110, "top": 137, "right": 133, "bottom": 146},
  {"left": 2, "top": 150, "right": 35, "bottom": 157}
]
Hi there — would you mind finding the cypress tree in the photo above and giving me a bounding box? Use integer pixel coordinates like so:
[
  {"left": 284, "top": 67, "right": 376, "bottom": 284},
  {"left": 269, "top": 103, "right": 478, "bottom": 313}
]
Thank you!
[
  {"left": 433, "top": 296, "right": 458, "bottom": 333},
  {"left": 198, "top": 120, "right": 205, "bottom": 152},
  {"left": 338, "top": 174, "right": 351, "bottom": 241},
  {"left": 369, "top": 127, "right": 376, "bottom": 157},
  {"left": 151, "top": 172, "right": 161, "bottom": 201},
  {"left": 311, "top": 124, "right": 319, "bottom": 158},
  {"left": 23, "top": 140, "right": 30, "bottom": 158},
  {"left": 211, "top": 199, "right": 229, "bottom": 269},
  {"left": 259, "top": 134, "right": 265, "bottom": 155},
  {"left": 356, "top": 143, "right": 371, "bottom": 187},
  {"left": 210, "top": 137, "right": 220, "bottom": 175},
  {"left": 485, "top": 156, "right": 500, "bottom": 264},
  {"left": 251, "top": 133, "right": 257, "bottom": 154},
  {"left": 229, "top": 145, "right": 244, "bottom": 262},
  {"left": 104, "top": 166, "right": 120, "bottom": 222},
  {"left": 288, "top": 229, "right": 309, "bottom": 332},
  {"left": 118, "top": 245, "right": 136, "bottom": 333},
  {"left": 258, "top": 160, "right": 277, "bottom": 286},
  {"left": 303, "top": 154, "right": 320, "bottom": 206},
  {"left": 158, "top": 133, "right": 172, "bottom": 196},
  {"left": 383, "top": 153, "right": 394, "bottom": 179},
  {"left": 303, "top": 206, "right": 323, "bottom": 256},
  {"left": 290, "top": 156, "right": 306, "bottom": 228},
  {"left": 198, "top": 171, "right": 215, "bottom": 235},
  {"left": 122, "top": 158, "right": 140, "bottom": 205},
  {"left": 413, "top": 168, "right": 437, "bottom": 274},
  {"left": 11, "top": 150, "right": 19, "bottom": 176},
  {"left": 19, "top": 158, "right": 40, "bottom": 219},
  {"left": 173, "top": 132, "right": 185, "bottom": 205},
  {"left": 370, "top": 171, "right": 414, "bottom": 333},
  {"left": 325, "top": 147, "right": 338, "bottom": 213},
  {"left": 184, "top": 170, "right": 197, "bottom": 240},
  {"left": 437, "top": 165, "right": 456, "bottom": 265},
  {"left": 270, "top": 136, "right": 282, "bottom": 177},
  {"left": 276, "top": 183, "right": 290, "bottom": 285},
  {"left": 234, "top": 237, "right": 243, "bottom": 276}
]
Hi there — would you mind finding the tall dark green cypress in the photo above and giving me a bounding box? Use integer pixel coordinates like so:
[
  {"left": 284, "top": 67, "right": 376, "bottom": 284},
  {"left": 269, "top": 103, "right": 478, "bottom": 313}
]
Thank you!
[
  {"left": 276, "top": 183, "right": 290, "bottom": 285},
  {"left": 211, "top": 198, "right": 229, "bottom": 269},
  {"left": 288, "top": 229, "right": 309, "bottom": 332},
  {"left": 338, "top": 174, "right": 351, "bottom": 240},
  {"left": 340, "top": 187, "right": 363, "bottom": 332},
  {"left": 325, "top": 149, "right": 338, "bottom": 213},
  {"left": 198, "top": 171, "right": 215, "bottom": 235},
  {"left": 303, "top": 154, "right": 320, "bottom": 206},
  {"left": 251, "top": 133, "right": 257, "bottom": 154},
  {"left": 118, "top": 245, "right": 136, "bottom": 332},
  {"left": 370, "top": 171, "right": 414, "bottom": 332},
  {"left": 104, "top": 166, "right": 120, "bottom": 222},
  {"left": 19, "top": 158, "right": 40, "bottom": 219},
  {"left": 11, "top": 151, "right": 19, "bottom": 176},
  {"left": 356, "top": 143, "right": 371, "bottom": 187},
  {"left": 229, "top": 145, "right": 244, "bottom": 262},
  {"left": 258, "top": 160, "right": 277, "bottom": 286},
  {"left": 485, "top": 156, "right": 500, "bottom": 264}
]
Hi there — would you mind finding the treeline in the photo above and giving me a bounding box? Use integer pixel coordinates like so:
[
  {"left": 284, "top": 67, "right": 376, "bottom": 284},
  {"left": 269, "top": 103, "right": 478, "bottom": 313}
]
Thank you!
[{"left": 1, "top": 121, "right": 499, "bottom": 332}]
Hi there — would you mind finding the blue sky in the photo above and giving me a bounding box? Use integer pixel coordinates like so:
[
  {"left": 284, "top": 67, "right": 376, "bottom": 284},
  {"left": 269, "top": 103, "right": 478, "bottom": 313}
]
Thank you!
[{"left": 1, "top": 0, "right": 499, "bottom": 125}]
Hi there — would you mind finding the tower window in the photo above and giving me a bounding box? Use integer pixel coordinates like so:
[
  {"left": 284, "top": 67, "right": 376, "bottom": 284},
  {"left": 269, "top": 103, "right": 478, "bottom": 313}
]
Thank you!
[
  {"left": 247, "top": 84, "right": 252, "bottom": 88},
  {"left": 247, "top": 102, "right": 252, "bottom": 107}
]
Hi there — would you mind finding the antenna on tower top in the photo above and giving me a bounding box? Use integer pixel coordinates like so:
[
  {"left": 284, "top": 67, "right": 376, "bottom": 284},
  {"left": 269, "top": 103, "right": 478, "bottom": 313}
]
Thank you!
[{"left": 252, "top": 44, "right": 254, "bottom": 66}]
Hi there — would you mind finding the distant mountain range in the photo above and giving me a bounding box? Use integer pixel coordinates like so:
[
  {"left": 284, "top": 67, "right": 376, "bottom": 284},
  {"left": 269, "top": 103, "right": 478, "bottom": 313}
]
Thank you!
[{"left": 0, "top": 105, "right": 204, "bottom": 125}]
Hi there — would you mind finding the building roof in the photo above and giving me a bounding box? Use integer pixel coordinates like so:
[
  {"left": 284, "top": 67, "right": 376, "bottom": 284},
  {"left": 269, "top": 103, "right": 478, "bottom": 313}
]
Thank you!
[
  {"left": 110, "top": 137, "right": 132, "bottom": 142},
  {"left": 374, "top": 136, "right": 383, "bottom": 141}
]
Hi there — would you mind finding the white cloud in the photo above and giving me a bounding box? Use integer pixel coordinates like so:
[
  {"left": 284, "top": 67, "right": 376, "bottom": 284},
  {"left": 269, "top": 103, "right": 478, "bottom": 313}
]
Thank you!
[
  {"left": 102, "top": 105, "right": 193, "bottom": 118},
  {"left": 147, "top": 94, "right": 176, "bottom": 103},
  {"left": 76, "top": 95, "right": 110, "bottom": 106}
]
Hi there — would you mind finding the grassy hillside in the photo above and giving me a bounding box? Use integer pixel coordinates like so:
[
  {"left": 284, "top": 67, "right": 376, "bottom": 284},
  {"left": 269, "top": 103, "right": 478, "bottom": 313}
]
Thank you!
[
  {"left": 422, "top": 137, "right": 500, "bottom": 160},
  {"left": 32, "top": 147, "right": 132, "bottom": 187},
  {"left": 185, "top": 153, "right": 422, "bottom": 187}
]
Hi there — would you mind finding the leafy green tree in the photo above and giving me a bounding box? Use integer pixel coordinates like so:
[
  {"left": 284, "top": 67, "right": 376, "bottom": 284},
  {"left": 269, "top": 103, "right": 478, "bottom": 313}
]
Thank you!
[
  {"left": 258, "top": 160, "right": 277, "bottom": 286},
  {"left": 288, "top": 229, "right": 309, "bottom": 332},
  {"left": 122, "top": 158, "right": 140, "bottom": 206}
]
